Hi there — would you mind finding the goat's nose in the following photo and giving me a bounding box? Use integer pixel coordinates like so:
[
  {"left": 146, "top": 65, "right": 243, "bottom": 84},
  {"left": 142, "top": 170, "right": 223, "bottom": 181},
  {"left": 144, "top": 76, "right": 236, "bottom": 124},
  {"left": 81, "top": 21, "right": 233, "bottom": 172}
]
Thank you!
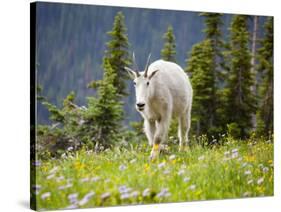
[{"left": 136, "top": 103, "right": 145, "bottom": 108}]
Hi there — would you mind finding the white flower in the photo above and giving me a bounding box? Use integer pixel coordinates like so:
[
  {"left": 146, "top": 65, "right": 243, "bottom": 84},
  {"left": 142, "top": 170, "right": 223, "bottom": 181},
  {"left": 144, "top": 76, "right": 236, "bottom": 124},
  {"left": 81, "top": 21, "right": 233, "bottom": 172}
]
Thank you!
[
  {"left": 189, "top": 185, "right": 196, "bottom": 190},
  {"left": 257, "top": 178, "right": 264, "bottom": 185},
  {"left": 198, "top": 155, "right": 205, "bottom": 161},
  {"left": 101, "top": 192, "right": 111, "bottom": 200},
  {"left": 56, "top": 176, "right": 65, "bottom": 182},
  {"left": 231, "top": 152, "right": 239, "bottom": 159},
  {"left": 41, "top": 192, "right": 51, "bottom": 200},
  {"left": 78, "top": 191, "right": 95, "bottom": 206},
  {"left": 247, "top": 179, "right": 253, "bottom": 184},
  {"left": 130, "top": 159, "right": 137, "bottom": 164},
  {"left": 49, "top": 166, "right": 59, "bottom": 174},
  {"left": 58, "top": 183, "right": 72, "bottom": 190},
  {"left": 232, "top": 148, "right": 239, "bottom": 153},
  {"left": 46, "top": 174, "right": 55, "bottom": 180},
  {"left": 183, "top": 177, "right": 190, "bottom": 182},
  {"left": 169, "top": 155, "right": 176, "bottom": 161},
  {"left": 80, "top": 177, "right": 89, "bottom": 183},
  {"left": 178, "top": 169, "right": 185, "bottom": 176},
  {"left": 224, "top": 151, "right": 230, "bottom": 156},
  {"left": 91, "top": 176, "right": 100, "bottom": 182},
  {"left": 142, "top": 188, "right": 150, "bottom": 197},
  {"left": 244, "top": 170, "right": 251, "bottom": 175},
  {"left": 243, "top": 192, "right": 251, "bottom": 197}
]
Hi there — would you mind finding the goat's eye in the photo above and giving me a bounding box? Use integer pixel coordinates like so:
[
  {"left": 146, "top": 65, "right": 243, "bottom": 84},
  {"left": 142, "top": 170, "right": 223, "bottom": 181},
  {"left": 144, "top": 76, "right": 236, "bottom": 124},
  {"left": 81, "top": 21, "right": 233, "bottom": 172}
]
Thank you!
[
  {"left": 147, "top": 82, "right": 150, "bottom": 86},
  {"left": 133, "top": 82, "right": 136, "bottom": 86}
]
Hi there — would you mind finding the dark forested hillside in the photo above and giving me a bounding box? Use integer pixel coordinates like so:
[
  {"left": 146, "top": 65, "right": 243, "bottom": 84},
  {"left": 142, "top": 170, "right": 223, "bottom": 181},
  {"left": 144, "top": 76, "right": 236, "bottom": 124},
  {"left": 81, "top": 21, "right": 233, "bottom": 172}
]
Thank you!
[{"left": 36, "top": 2, "right": 265, "bottom": 125}]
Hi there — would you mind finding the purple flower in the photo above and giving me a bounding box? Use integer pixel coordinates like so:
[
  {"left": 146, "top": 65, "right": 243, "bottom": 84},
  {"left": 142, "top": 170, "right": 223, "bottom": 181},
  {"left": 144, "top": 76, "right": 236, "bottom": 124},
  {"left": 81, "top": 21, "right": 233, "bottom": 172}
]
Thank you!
[
  {"left": 41, "top": 192, "right": 51, "bottom": 200},
  {"left": 119, "top": 164, "right": 127, "bottom": 171},
  {"left": 156, "top": 188, "right": 171, "bottom": 198},
  {"left": 78, "top": 191, "right": 95, "bottom": 206},
  {"left": 68, "top": 193, "right": 78, "bottom": 204},
  {"left": 33, "top": 160, "right": 41, "bottom": 167}
]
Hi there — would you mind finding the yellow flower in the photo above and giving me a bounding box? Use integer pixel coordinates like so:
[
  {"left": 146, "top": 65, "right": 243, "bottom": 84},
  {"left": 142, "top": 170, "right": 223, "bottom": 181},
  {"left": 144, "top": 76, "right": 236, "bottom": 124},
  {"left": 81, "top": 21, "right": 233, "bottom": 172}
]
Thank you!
[
  {"left": 153, "top": 144, "right": 159, "bottom": 151},
  {"left": 257, "top": 186, "right": 265, "bottom": 193},
  {"left": 244, "top": 155, "right": 255, "bottom": 162},
  {"left": 268, "top": 160, "right": 273, "bottom": 164},
  {"left": 74, "top": 161, "right": 85, "bottom": 170},
  {"left": 144, "top": 163, "right": 150, "bottom": 172}
]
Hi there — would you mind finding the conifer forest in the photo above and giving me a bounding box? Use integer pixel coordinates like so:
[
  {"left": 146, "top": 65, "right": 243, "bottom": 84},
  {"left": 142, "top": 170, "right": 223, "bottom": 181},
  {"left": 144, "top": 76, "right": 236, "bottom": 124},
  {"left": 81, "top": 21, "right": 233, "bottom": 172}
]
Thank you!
[{"left": 32, "top": 2, "right": 274, "bottom": 210}]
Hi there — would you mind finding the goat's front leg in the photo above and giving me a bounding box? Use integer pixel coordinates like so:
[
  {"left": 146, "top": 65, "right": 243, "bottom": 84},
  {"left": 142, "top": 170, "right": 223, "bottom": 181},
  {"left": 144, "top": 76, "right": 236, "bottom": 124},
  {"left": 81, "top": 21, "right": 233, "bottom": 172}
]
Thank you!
[
  {"left": 150, "top": 114, "right": 171, "bottom": 161},
  {"left": 144, "top": 119, "right": 156, "bottom": 146}
]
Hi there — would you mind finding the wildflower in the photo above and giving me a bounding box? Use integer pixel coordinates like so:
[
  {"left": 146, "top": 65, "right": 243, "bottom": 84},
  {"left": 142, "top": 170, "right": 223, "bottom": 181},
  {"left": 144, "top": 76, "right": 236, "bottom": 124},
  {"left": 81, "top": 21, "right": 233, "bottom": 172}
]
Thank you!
[
  {"left": 78, "top": 191, "right": 95, "bottom": 206},
  {"left": 104, "top": 178, "right": 111, "bottom": 183},
  {"left": 158, "top": 162, "right": 166, "bottom": 169},
  {"left": 142, "top": 188, "right": 150, "bottom": 197},
  {"left": 247, "top": 179, "right": 253, "bottom": 184},
  {"left": 101, "top": 192, "right": 111, "bottom": 200},
  {"left": 41, "top": 192, "right": 51, "bottom": 200},
  {"left": 183, "top": 177, "right": 190, "bottom": 182},
  {"left": 91, "top": 176, "right": 100, "bottom": 182},
  {"left": 169, "top": 155, "right": 176, "bottom": 161},
  {"left": 163, "top": 169, "right": 170, "bottom": 175},
  {"left": 78, "top": 119, "right": 85, "bottom": 126},
  {"left": 189, "top": 185, "right": 196, "bottom": 190},
  {"left": 242, "top": 162, "right": 248, "bottom": 168},
  {"left": 156, "top": 188, "right": 171, "bottom": 198},
  {"left": 198, "top": 155, "right": 205, "bottom": 161},
  {"left": 58, "top": 183, "right": 72, "bottom": 190},
  {"left": 232, "top": 148, "right": 239, "bottom": 153},
  {"left": 119, "top": 164, "right": 127, "bottom": 171},
  {"left": 56, "top": 176, "right": 65, "bottom": 182},
  {"left": 74, "top": 161, "right": 85, "bottom": 170},
  {"left": 130, "top": 191, "right": 139, "bottom": 198},
  {"left": 231, "top": 152, "right": 239, "bottom": 159},
  {"left": 46, "top": 174, "right": 55, "bottom": 180},
  {"left": 67, "top": 146, "right": 74, "bottom": 151},
  {"left": 257, "top": 178, "right": 264, "bottom": 185},
  {"left": 262, "top": 167, "right": 269, "bottom": 173},
  {"left": 178, "top": 169, "right": 185, "bottom": 176},
  {"left": 118, "top": 185, "right": 131, "bottom": 194},
  {"left": 130, "top": 159, "right": 137, "bottom": 164},
  {"left": 243, "top": 192, "right": 251, "bottom": 197},
  {"left": 224, "top": 151, "right": 230, "bottom": 156},
  {"left": 120, "top": 193, "right": 130, "bottom": 200},
  {"left": 49, "top": 166, "right": 59, "bottom": 174},
  {"left": 61, "top": 153, "right": 67, "bottom": 159},
  {"left": 80, "top": 177, "right": 89, "bottom": 183},
  {"left": 68, "top": 193, "right": 78, "bottom": 204},
  {"left": 244, "top": 170, "right": 251, "bottom": 175},
  {"left": 33, "top": 160, "right": 41, "bottom": 167},
  {"left": 32, "top": 184, "right": 41, "bottom": 195}
]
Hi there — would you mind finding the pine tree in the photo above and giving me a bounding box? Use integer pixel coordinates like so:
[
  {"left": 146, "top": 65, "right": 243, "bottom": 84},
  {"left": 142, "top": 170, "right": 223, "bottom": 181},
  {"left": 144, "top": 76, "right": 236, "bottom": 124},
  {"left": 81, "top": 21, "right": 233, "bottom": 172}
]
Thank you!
[
  {"left": 186, "top": 40, "right": 216, "bottom": 136},
  {"left": 161, "top": 26, "right": 176, "bottom": 62},
  {"left": 225, "top": 15, "right": 256, "bottom": 138},
  {"left": 104, "top": 11, "right": 131, "bottom": 97},
  {"left": 85, "top": 58, "right": 123, "bottom": 147},
  {"left": 256, "top": 17, "right": 273, "bottom": 137}
]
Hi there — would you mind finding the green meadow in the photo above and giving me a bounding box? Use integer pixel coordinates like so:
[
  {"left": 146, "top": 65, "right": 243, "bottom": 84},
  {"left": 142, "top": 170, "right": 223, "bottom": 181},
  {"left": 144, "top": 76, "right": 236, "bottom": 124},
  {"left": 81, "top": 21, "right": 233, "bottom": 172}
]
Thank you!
[{"left": 33, "top": 137, "right": 273, "bottom": 210}]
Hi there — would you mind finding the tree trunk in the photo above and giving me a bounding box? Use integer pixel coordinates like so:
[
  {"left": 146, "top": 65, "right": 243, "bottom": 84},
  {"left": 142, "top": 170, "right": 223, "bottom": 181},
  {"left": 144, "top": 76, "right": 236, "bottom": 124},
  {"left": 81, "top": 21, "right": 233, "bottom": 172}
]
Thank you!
[{"left": 251, "top": 16, "right": 258, "bottom": 129}]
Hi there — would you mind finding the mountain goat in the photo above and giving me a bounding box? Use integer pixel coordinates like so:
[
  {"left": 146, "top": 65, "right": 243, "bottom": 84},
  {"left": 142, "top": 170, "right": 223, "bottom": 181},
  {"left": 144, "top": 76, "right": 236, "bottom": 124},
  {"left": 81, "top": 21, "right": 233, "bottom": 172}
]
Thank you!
[{"left": 125, "top": 54, "right": 193, "bottom": 160}]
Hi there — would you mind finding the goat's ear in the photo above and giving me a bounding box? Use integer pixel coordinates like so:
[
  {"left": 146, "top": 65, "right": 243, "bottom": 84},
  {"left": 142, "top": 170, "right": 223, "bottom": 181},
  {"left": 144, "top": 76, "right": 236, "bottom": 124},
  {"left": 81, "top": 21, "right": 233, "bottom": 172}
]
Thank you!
[
  {"left": 125, "top": 67, "right": 137, "bottom": 79},
  {"left": 148, "top": 69, "right": 159, "bottom": 80}
]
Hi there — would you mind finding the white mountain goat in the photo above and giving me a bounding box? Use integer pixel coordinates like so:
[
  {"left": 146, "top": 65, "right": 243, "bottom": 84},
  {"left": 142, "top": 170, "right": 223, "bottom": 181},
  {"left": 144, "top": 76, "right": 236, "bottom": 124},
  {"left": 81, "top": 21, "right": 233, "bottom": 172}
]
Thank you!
[{"left": 125, "top": 54, "right": 193, "bottom": 160}]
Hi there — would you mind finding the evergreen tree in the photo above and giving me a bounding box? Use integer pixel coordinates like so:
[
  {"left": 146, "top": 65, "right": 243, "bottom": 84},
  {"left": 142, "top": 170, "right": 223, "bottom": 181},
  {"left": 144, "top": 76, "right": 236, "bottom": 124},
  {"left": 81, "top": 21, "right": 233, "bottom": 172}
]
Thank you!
[
  {"left": 86, "top": 58, "right": 123, "bottom": 147},
  {"left": 224, "top": 15, "right": 256, "bottom": 138},
  {"left": 104, "top": 11, "right": 131, "bottom": 97},
  {"left": 256, "top": 17, "right": 273, "bottom": 137},
  {"left": 161, "top": 26, "right": 176, "bottom": 62},
  {"left": 186, "top": 40, "right": 216, "bottom": 136}
]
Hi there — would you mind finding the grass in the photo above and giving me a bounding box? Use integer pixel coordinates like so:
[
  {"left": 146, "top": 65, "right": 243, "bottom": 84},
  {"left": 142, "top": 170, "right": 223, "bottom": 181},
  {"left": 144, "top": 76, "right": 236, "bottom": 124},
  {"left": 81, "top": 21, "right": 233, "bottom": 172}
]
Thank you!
[{"left": 32, "top": 137, "right": 274, "bottom": 210}]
